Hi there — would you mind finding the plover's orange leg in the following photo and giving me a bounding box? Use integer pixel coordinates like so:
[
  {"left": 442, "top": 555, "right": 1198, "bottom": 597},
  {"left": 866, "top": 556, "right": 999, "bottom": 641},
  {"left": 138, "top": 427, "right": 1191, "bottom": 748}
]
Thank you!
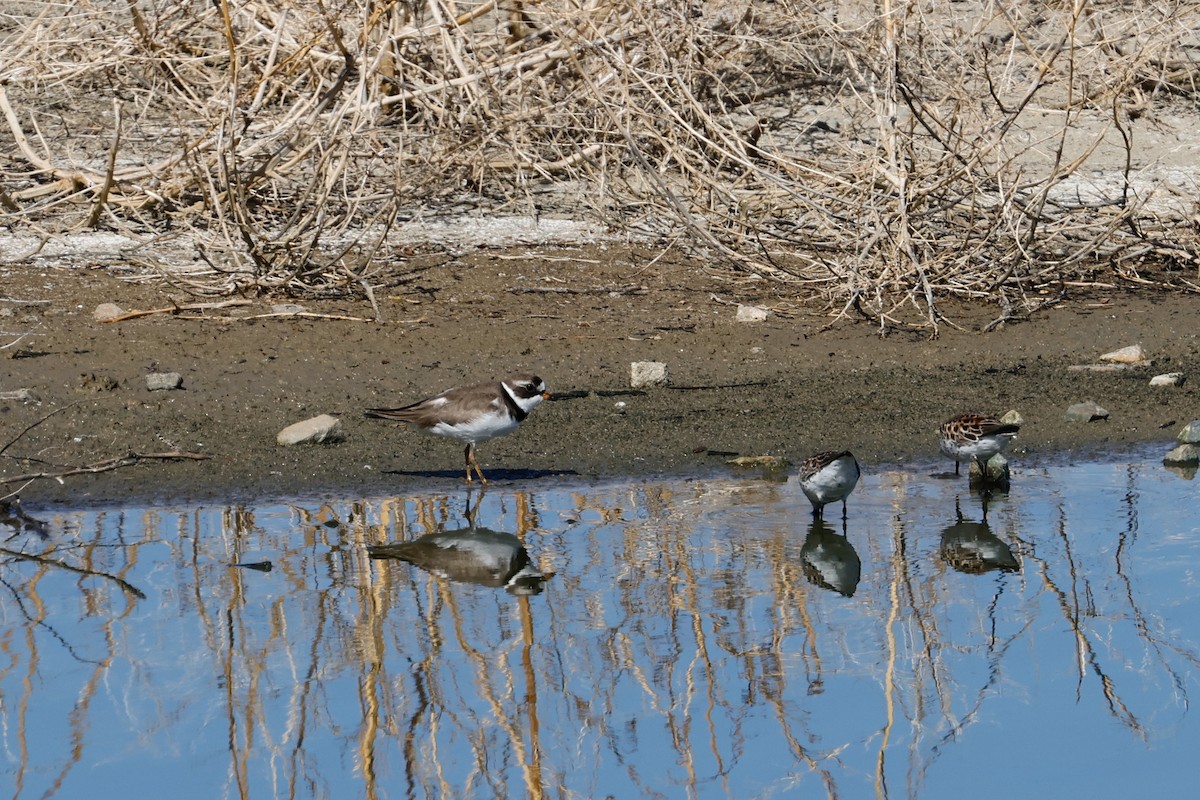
[
  {"left": 464, "top": 444, "right": 489, "bottom": 484},
  {"left": 463, "top": 444, "right": 475, "bottom": 482}
]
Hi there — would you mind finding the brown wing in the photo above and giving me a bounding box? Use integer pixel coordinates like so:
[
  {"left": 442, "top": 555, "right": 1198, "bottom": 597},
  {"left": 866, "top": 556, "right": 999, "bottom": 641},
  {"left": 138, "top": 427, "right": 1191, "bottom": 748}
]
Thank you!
[
  {"left": 942, "top": 413, "right": 1019, "bottom": 441},
  {"left": 800, "top": 450, "right": 855, "bottom": 480},
  {"left": 364, "top": 381, "right": 503, "bottom": 426}
]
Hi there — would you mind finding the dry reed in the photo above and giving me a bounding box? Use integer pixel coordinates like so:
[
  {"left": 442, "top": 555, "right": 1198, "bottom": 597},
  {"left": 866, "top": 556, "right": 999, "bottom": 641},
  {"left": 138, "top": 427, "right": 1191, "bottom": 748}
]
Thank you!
[{"left": 1, "top": 0, "right": 1197, "bottom": 329}]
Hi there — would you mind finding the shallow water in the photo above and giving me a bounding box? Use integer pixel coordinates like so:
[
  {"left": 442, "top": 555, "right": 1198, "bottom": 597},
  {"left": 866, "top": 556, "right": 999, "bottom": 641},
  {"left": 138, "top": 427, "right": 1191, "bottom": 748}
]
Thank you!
[{"left": 2, "top": 449, "right": 1197, "bottom": 799}]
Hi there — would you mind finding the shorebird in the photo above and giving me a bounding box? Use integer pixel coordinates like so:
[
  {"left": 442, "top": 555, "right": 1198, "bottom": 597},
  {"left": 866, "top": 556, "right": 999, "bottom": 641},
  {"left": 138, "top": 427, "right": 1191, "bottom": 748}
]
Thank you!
[
  {"left": 938, "top": 412, "right": 1020, "bottom": 476},
  {"left": 797, "top": 450, "right": 861, "bottom": 519},
  {"left": 365, "top": 373, "right": 549, "bottom": 483}
]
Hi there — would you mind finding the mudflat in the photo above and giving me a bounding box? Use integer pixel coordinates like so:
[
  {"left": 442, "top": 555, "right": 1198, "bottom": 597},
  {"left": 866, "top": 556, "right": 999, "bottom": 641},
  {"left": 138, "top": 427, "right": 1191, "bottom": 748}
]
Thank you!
[{"left": 1, "top": 244, "right": 1196, "bottom": 506}]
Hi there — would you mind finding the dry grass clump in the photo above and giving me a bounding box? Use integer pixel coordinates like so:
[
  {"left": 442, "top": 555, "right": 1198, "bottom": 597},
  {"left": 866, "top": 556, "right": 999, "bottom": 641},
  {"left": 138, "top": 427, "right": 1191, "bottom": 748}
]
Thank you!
[{"left": 1, "top": 0, "right": 1198, "bottom": 329}]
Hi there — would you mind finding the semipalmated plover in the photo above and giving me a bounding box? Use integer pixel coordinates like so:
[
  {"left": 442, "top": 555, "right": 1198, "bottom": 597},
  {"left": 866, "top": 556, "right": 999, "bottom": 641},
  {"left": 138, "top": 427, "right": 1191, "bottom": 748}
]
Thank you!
[
  {"left": 938, "top": 413, "right": 1020, "bottom": 475},
  {"left": 365, "top": 373, "right": 549, "bottom": 483},
  {"left": 797, "top": 450, "right": 861, "bottom": 519}
]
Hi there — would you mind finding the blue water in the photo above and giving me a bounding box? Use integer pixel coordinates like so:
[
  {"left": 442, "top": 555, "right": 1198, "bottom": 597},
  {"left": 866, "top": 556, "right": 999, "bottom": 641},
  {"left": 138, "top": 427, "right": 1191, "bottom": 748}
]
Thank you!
[{"left": 1, "top": 449, "right": 1197, "bottom": 799}]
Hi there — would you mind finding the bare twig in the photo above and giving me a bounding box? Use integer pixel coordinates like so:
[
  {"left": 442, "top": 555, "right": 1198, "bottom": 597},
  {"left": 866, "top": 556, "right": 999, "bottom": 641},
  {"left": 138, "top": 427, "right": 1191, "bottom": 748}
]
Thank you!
[
  {"left": 0, "top": 402, "right": 79, "bottom": 458},
  {"left": 0, "top": 451, "right": 211, "bottom": 486},
  {"left": 101, "top": 300, "right": 254, "bottom": 322},
  {"left": 0, "top": 1, "right": 1195, "bottom": 323}
]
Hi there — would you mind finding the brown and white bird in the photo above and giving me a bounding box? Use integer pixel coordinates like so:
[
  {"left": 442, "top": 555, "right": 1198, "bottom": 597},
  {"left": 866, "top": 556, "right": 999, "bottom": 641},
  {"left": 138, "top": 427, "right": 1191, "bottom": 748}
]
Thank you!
[
  {"left": 365, "top": 373, "right": 549, "bottom": 483},
  {"left": 938, "top": 413, "right": 1020, "bottom": 475},
  {"left": 797, "top": 450, "right": 861, "bottom": 519}
]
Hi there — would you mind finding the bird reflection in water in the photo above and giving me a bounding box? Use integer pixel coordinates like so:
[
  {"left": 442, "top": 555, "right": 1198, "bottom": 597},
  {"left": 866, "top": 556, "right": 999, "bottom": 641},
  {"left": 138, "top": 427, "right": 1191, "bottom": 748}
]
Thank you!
[
  {"left": 800, "top": 518, "right": 862, "bottom": 597},
  {"left": 368, "top": 526, "right": 551, "bottom": 595},
  {"left": 939, "top": 498, "right": 1019, "bottom": 574}
]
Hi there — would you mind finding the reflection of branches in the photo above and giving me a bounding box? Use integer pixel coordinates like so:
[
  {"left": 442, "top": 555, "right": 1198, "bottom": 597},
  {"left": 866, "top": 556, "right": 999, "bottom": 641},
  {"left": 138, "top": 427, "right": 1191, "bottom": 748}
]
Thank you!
[
  {"left": 0, "top": 545, "right": 146, "bottom": 599},
  {"left": 0, "top": 575, "right": 104, "bottom": 664},
  {"left": 1114, "top": 467, "right": 1196, "bottom": 708},
  {"left": 932, "top": 585, "right": 1035, "bottom": 753},
  {"left": 1023, "top": 511, "right": 1145, "bottom": 738}
]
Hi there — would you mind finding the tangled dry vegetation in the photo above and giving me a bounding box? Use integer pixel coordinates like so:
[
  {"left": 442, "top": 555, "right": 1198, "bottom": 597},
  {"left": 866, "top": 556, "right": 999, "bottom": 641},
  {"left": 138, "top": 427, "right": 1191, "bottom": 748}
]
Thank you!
[{"left": 2, "top": 0, "right": 1198, "bottom": 329}]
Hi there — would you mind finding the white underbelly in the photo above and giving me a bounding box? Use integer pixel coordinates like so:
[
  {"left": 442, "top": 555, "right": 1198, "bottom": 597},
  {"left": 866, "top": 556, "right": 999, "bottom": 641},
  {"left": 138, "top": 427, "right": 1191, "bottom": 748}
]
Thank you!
[{"left": 430, "top": 414, "right": 518, "bottom": 444}]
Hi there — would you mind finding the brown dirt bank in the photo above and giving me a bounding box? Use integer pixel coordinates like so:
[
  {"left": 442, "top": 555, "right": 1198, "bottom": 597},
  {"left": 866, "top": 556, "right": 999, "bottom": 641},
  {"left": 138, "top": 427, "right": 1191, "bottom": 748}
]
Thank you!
[{"left": 1, "top": 244, "right": 1197, "bottom": 507}]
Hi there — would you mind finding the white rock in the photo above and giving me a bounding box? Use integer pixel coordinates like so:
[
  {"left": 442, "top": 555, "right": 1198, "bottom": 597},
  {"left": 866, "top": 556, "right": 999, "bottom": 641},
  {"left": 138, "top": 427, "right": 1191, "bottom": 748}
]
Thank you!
[
  {"left": 736, "top": 304, "right": 769, "bottom": 322},
  {"left": 630, "top": 361, "right": 669, "bottom": 389},
  {"left": 1178, "top": 420, "right": 1200, "bottom": 444},
  {"left": 93, "top": 302, "right": 124, "bottom": 322},
  {"left": 1163, "top": 443, "right": 1200, "bottom": 465},
  {"left": 0, "top": 388, "right": 38, "bottom": 403},
  {"left": 1099, "top": 344, "right": 1147, "bottom": 364},
  {"left": 277, "top": 414, "right": 344, "bottom": 445},
  {"left": 1149, "top": 372, "right": 1185, "bottom": 387},
  {"left": 146, "top": 372, "right": 184, "bottom": 391},
  {"left": 969, "top": 453, "right": 1011, "bottom": 486},
  {"left": 1065, "top": 401, "right": 1109, "bottom": 422}
]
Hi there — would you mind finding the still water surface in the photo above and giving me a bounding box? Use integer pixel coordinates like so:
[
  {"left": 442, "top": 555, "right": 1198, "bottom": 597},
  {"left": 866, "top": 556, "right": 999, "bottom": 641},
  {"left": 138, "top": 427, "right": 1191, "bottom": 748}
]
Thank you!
[{"left": 2, "top": 449, "right": 1197, "bottom": 799}]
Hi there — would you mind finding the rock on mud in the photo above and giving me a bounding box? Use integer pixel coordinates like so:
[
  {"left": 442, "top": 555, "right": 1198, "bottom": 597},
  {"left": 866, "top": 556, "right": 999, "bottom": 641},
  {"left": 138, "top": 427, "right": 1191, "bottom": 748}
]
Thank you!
[
  {"left": 146, "top": 372, "right": 184, "bottom": 391},
  {"left": 1178, "top": 420, "right": 1200, "bottom": 444},
  {"left": 736, "top": 304, "right": 770, "bottom": 322},
  {"left": 1099, "top": 344, "right": 1149, "bottom": 364},
  {"left": 93, "top": 303, "right": 124, "bottom": 322},
  {"left": 630, "top": 361, "right": 669, "bottom": 388},
  {"left": 1149, "top": 372, "right": 1186, "bottom": 387},
  {"left": 277, "top": 414, "right": 344, "bottom": 445},
  {"left": 1065, "top": 401, "right": 1110, "bottom": 422}
]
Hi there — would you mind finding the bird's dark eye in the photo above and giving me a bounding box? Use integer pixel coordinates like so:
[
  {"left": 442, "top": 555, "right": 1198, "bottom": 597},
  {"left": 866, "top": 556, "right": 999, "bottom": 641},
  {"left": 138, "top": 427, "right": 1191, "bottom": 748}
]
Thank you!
[{"left": 515, "top": 377, "right": 545, "bottom": 398}]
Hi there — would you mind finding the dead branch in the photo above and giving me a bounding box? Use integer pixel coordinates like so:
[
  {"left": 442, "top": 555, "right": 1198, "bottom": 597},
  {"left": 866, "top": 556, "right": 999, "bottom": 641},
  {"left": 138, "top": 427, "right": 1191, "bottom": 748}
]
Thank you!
[
  {"left": 508, "top": 285, "right": 647, "bottom": 295},
  {"left": 0, "top": 451, "right": 211, "bottom": 486},
  {"left": 0, "top": 1, "right": 1196, "bottom": 322},
  {"left": 101, "top": 299, "right": 254, "bottom": 322},
  {"left": 0, "top": 402, "right": 79, "bottom": 459}
]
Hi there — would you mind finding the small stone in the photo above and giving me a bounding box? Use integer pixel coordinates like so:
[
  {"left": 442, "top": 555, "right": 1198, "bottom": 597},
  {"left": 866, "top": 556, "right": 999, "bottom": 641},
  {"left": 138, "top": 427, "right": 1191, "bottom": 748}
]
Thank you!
[
  {"left": 0, "top": 388, "right": 38, "bottom": 404},
  {"left": 1099, "top": 344, "right": 1148, "bottom": 364},
  {"left": 736, "top": 304, "right": 769, "bottom": 322},
  {"left": 1150, "top": 372, "right": 1186, "bottom": 387},
  {"left": 1000, "top": 410, "right": 1024, "bottom": 427},
  {"left": 727, "top": 455, "right": 790, "bottom": 470},
  {"left": 1178, "top": 420, "right": 1200, "bottom": 444},
  {"left": 1065, "top": 401, "right": 1109, "bottom": 422},
  {"left": 969, "top": 453, "right": 1011, "bottom": 488},
  {"left": 146, "top": 372, "right": 184, "bottom": 391},
  {"left": 270, "top": 303, "right": 306, "bottom": 315},
  {"left": 93, "top": 303, "right": 125, "bottom": 322},
  {"left": 630, "top": 361, "right": 669, "bottom": 389},
  {"left": 1163, "top": 443, "right": 1200, "bottom": 465},
  {"left": 277, "top": 414, "right": 343, "bottom": 445}
]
